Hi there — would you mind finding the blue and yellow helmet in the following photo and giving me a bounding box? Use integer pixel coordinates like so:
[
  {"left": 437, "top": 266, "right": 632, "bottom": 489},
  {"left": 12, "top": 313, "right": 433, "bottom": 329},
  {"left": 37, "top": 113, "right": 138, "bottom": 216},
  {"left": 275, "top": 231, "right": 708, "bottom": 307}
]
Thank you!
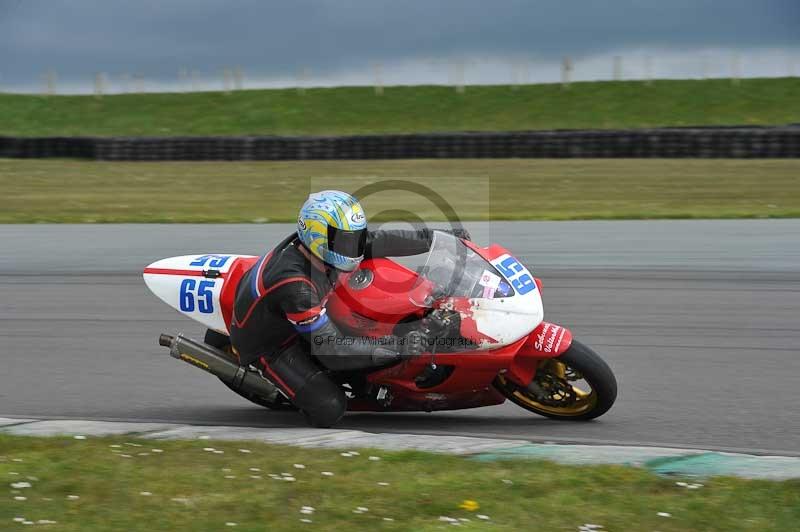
[{"left": 297, "top": 190, "right": 368, "bottom": 272}]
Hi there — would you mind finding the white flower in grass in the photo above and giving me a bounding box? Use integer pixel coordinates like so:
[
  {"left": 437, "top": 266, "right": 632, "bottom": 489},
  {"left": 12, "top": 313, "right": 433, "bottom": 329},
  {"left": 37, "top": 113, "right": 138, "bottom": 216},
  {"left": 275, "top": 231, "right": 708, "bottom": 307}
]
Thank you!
[
  {"left": 283, "top": 477, "right": 296, "bottom": 482},
  {"left": 300, "top": 509, "right": 314, "bottom": 515},
  {"left": 11, "top": 482, "right": 31, "bottom": 489},
  {"left": 171, "top": 498, "right": 189, "bottom": 504},
  {"left": 340, "top": 452, "right": 353, "bottom": 457},
  {"left": 109, "top": 444, "right": 122, "bottom": 448},
  {"left": 439, "top": 516, "right": 458, "bottom": 522},
  {"left": 151, "top": 449, "right": 164, "bottom": 453},
  {"left": 321, "top": 472, "right": 334, "bottom": 477},
  {"left": 224, "top": 475, "right": 236, "bottom": 479},
  {"left": 368, "top": 456, "right": 381, "bottom": 461},
  {"left": 22, "top": 520, "right": 34, "bottom": 525},
  {"left": 66, "top": 495, "right": 80, "bottom": 500},
  {"left": 139, "top": 492, "right": 152, "bottom": 496},
  {"left": 250, "top": 475, "right": 262, "bottom": 480},
  {"left": 124, "top": 442, "right": 142, "bottom": 447},
  {"left": 383, "top": 517, "right": 394, "bottom": 522},
  {"left": 501, "top": 479, "right": 513, "bottom": 485},
  {"left": 9, "top": 472, "right": 19, "bottom": 476},
  {"left": 300, "top": 518, "right": 313, "bottom": 523},
  {"left": 222, "top": 468, "right": 232, "bottom": 472},
  {"left": 12, "top": 458, "right": 24, "bottom": 462},
  {"left": 301, "top": 506, "right": 315, "bottom": 512},
  {"left": 119, "top": 454, "right": 132, "bottom": 458},
  {"left": 477, "top": 515, "right": 490, "bottom": 520},
  {"left": 137, "top": 452, "right": 150, "bottom": 457},
  {"left": 37, "top": 520, "right": 57, "bottom": 525},
  {"left": 238, "top": 449, "right": 251, "bottom": 454},
  {"left": 249, "top": 468, "right": 260, "bottom": 472},
  {"left": 657, "top": 512, "right": 671, "bottom": 518},
  {"left": 203, "top": 448, "right": 215, "bottom": 452},
  {"left": 14, "top": 496, "right": 27, "bottom": 501},
  {"left": 350, "top": 451, "right": 360, "bottom": 456},
  {"left": 198, "top": 435, "right": 210, "bottom": 440},
  {"left": 356, "top": 507, "right": 368, "bottom": 512},
  {"left": 73, "top": 435, "right": 86, "bottom": 440},
  {"left": 225, "top": 522, "right": 237, "bottom": 527},
  {"left": 213, "top": 450, "right": 225, "bottom": 455},
  {"left": 293, "top": 464, "right": 305, "bottom": 469},
  {"left": 13, "top": 517, "right": 26, "bottom": 522}
]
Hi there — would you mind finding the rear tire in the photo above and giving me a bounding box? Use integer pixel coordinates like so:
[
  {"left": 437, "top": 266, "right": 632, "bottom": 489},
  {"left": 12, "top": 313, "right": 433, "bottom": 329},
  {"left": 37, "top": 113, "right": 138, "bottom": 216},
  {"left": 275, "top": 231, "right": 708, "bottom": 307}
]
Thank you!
[
  {"left": 495, "top": 340, "right": 617, "bottom": 421},
  {"left": 203, "top": 329, "right": 297, "bottom": 411}
]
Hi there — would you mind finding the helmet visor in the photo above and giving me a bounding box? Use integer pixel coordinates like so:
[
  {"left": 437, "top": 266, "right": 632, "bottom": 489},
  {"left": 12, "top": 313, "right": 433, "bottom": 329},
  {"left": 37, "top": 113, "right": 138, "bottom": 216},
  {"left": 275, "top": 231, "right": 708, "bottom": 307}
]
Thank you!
[{"left": 327, "top": 226, "right": 367, "bottom": 259}]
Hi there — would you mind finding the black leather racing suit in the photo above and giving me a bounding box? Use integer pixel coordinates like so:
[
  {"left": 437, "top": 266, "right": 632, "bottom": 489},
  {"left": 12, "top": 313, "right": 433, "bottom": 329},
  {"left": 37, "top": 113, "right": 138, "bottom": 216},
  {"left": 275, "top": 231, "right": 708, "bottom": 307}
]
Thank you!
[{"left": 229, "top": 228, "right": 465, "bottom": 427}]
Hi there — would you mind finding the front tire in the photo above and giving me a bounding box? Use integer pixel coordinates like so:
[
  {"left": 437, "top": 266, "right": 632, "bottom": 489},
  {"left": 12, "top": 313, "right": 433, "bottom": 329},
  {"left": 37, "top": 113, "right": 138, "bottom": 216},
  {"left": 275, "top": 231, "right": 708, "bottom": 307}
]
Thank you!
[{"left": 495, "top": 340, "right": 617, "bottom": 420}]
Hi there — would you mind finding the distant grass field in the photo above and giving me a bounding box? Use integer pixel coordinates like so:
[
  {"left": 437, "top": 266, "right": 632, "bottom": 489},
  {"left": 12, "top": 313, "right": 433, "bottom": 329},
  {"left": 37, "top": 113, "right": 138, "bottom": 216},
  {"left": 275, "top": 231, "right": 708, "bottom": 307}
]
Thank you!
[
  {"left": 1, "top": 78, "right": 798, "bottom": 137},
  {"left": 1, "top": 434, "right": 798, "bottom": 532},
  {"left": 2, "top": 158, "right": 798, "bottom": 223}
]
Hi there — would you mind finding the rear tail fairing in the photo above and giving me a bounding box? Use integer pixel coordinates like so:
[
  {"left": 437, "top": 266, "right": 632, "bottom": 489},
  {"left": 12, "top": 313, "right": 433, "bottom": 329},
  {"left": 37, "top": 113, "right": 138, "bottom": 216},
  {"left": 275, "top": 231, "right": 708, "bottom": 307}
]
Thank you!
[{"left": 143, "top": 254, "right": 257, "bottom": 333}]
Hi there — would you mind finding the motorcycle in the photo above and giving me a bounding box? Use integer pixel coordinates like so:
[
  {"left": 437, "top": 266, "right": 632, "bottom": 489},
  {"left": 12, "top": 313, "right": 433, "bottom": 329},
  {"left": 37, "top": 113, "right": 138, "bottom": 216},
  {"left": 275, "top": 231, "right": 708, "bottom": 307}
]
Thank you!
[{"left": 144, "top": 231, "right": 617, "bottom": 422}]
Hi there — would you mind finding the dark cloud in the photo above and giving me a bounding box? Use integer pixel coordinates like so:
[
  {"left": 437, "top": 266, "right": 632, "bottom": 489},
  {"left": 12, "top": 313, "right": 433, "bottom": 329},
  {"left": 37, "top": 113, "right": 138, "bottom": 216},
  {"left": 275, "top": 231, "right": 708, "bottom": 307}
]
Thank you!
[{"left": 2, "top": 0, "right": 798, "bottom": 88}]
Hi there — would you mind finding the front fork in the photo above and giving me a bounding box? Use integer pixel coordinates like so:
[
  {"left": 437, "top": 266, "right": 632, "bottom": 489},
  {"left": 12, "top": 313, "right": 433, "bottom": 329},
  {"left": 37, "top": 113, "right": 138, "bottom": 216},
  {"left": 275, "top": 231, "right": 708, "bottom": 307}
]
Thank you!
[{"left": 506, "top": 321, "right": 574, "bottom": 387}]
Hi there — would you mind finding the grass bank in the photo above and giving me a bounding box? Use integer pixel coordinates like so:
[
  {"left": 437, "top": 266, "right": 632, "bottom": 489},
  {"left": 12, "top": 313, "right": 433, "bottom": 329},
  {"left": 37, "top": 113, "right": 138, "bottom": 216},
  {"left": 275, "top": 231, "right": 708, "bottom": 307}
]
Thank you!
[
  {"left": 1, "top": 435, "right": 798, "bottom": 531},
  {"left": 1, "top": 159, "right": 798, "bottom": 223},
  {"left": 1, "top": 78, "right": 799, "bottom": 137}
]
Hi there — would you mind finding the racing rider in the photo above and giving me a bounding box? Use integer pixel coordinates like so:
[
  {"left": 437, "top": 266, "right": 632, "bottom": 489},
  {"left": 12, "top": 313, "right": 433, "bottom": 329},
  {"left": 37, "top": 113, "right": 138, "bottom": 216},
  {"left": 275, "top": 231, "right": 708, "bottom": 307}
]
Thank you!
[{"left": 229, "top": 190, "right": 469, "bottom": 427}]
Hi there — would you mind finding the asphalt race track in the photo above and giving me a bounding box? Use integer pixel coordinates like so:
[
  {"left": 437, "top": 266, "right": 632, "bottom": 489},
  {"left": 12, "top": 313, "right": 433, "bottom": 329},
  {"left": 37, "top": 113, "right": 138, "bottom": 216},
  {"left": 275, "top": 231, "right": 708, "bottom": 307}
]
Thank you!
[{"left": 2, "top": 221, "right": 799, "bottom": 455}]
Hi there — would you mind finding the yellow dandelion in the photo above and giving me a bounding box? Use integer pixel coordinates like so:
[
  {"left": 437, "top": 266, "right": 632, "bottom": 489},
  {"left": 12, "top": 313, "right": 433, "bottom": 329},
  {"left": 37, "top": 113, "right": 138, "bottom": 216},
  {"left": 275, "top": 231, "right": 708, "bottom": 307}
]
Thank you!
[{"left": 459, "top": 500, "right": 479, "bottom": 512}]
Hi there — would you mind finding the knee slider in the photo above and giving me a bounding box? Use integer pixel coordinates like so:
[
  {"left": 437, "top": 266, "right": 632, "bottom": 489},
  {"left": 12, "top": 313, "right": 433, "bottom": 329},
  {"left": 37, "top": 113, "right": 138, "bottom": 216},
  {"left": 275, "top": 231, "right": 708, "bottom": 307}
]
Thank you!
[{"left": 293, "top": 371, "right": 347, "bottom": 428}]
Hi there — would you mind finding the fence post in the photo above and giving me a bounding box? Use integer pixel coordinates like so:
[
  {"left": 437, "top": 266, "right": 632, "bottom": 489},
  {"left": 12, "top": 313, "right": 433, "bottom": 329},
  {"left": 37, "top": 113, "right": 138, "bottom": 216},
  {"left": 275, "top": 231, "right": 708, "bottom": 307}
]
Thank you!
[
  {"left": 644, "top": 56, "right": 653, "bottom": 86},
  {"left": 223, "top": 67, "right": 232, "bottom": 94},
  {"left": 233, "top": 66, "right": 243, "bottom": 90},
  {"left": 454, "top": 60, "right": 465, "bottom": 93},
  {"left": 561, "top": 57, "right": 572, "bottom": 89},
  {"left": 134, "top": 73, "right": 145, "bottom": 93},
  {"left": 178, "top": 67, "right": 188, "bottom": 91},
  {"left": 373, "top": 62, "right": 383, "bottom": 95},
  {"left": 297, "top": 67, "right": 310, "bottom": 95},
  {"left": 94, "top": 73, "right": 106, "bottom": 98},
  {"left": 43, "top": 69, "right": 57, "bottom": 96}
]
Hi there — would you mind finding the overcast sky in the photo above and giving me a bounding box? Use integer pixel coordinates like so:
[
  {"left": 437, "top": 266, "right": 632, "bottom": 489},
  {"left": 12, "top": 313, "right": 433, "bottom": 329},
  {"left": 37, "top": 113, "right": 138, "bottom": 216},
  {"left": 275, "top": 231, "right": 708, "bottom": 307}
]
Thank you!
[{"left": 2, "top": 0, "right": 799, "bottom": 93}]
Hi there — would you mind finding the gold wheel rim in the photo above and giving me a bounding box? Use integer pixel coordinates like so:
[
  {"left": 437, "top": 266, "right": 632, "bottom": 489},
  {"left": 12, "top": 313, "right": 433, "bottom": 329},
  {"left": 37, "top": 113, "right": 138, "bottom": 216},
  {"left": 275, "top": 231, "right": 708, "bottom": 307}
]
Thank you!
[{"left": 501, "top": 360, "right": 598, "bottom": 417}]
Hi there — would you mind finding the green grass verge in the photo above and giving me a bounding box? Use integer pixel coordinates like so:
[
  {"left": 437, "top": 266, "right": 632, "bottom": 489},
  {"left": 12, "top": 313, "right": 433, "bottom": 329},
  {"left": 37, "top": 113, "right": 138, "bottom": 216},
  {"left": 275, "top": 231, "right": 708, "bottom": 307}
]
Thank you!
[
  {"left": 1, "top": 78, "right": 799, "bottom": 137},
  {"left": 1, "top": 435, "right": 798, "bottom": 531},
  {"left": 2, "top": 159, "right": 799, "bottom": 223}
]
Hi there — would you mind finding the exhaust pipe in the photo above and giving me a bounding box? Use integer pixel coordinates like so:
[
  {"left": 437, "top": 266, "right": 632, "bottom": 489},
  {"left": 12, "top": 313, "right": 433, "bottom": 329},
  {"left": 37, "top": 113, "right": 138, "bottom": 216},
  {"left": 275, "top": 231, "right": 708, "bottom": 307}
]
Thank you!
[{"left": 158, "top": 333, "right": 280, "bottom": 399}]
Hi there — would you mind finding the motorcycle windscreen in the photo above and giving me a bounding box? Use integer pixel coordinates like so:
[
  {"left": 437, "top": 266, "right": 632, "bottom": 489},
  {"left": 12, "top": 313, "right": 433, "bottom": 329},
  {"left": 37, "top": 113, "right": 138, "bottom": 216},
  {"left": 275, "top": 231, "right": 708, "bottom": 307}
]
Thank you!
[{"left": 410, "top": 231, "right": 510, "bottom": 307}]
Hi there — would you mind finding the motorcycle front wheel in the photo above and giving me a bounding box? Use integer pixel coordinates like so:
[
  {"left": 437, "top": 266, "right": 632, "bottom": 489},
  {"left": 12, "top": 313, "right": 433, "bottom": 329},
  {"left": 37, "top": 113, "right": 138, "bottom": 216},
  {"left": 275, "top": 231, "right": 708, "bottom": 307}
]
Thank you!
[{"left": 494, "top": 340, "right": 617, "bottom": 420}]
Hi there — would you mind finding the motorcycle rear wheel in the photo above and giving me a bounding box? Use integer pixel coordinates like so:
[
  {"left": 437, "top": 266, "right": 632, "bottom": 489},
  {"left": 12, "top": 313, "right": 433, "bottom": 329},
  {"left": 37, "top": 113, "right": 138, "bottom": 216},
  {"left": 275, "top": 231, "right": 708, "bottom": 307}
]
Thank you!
[
  {"left": 204, "top": 329, "right": 297, "bottom": 411},
  {"left": 494, "top": 340, "right": 617, "bottom": 420}
]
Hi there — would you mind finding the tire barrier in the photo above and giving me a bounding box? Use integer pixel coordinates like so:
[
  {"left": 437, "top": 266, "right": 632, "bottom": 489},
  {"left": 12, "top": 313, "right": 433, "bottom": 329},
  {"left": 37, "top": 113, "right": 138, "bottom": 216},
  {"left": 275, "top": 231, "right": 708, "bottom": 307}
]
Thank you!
[{"left": 1, "top": 127, "right": 798, "bottom": 160}]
